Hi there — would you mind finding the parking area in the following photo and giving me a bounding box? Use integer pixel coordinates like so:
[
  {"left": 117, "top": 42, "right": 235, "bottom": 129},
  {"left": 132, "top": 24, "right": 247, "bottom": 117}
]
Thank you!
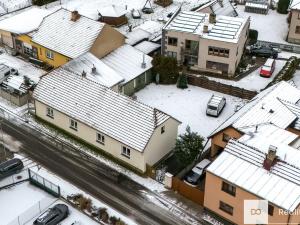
[{"left": 136, "top": 83, "right": 246, "bottom": 137}]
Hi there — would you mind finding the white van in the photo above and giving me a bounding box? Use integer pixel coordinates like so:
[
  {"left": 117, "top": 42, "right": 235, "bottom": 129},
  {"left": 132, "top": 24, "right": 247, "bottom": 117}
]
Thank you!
[{"left": 206, "top": 95, "right": 226, "bottom": 117}]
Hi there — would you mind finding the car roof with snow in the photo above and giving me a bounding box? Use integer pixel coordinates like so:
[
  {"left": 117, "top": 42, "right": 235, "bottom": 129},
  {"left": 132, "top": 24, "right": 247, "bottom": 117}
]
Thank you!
[{"left": 208, "top": 95, "right": 225, "bottom": 107}]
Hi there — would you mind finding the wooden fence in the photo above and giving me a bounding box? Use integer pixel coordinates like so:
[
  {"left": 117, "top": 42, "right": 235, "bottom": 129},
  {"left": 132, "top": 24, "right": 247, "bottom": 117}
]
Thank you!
[
  {"left": 187, "top": 75, "right": 257, "bottom": 100},
  {"left": 172, "top": 177, "right": 205, "bottom": 205}
]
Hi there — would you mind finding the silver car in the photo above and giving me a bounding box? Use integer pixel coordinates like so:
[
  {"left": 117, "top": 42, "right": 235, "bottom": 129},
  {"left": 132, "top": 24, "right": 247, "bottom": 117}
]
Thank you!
[{"left": 206, "top": 95, "right": 226, "bottom": 117}]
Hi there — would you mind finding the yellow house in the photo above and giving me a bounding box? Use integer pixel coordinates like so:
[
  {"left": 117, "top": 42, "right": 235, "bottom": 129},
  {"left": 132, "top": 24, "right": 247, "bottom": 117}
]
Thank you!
[
  {"left": 33, "top": 68, "right": 181, "bottom": 173},
  {"left": 15, "top": 9, "right": 125, "bottom": 68}
]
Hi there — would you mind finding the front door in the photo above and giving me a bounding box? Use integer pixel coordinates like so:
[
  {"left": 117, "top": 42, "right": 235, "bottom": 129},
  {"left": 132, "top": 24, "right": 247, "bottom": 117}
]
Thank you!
[{"left": 32, "top": 46, "right": 38, "bottom": 59}]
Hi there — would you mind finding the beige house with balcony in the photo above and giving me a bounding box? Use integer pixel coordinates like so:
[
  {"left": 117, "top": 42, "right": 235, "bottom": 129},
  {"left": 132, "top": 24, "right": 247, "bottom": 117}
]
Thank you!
[
  {"left": 162, "top": 10, "right": 250, "bottom": 77},
  {"left": 288, "top": 0, "right": 300, "bottom": 44},
  {"left": 33, "top": 68, "right": 180, "bottom": 173}
]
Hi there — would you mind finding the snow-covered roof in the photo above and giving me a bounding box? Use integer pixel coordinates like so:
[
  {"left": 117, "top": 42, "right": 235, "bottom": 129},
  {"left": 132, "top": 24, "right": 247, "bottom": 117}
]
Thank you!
[
  {"left": 0, "top": 7, "right": 51, "bottom": 34},
  {"left": 33, "top": 68, "right": 175, "bottom": 152},
  {"left": 63, "top": 52, "right": 124, "bottom": 88},
  {"left": 207, "top": 139, "right": 300, "bottom": 212},
  {"left": 134, "top": 41, "right": 160, "bottom": 54},
  {"left": 32, "top": 9, "right": 104, "bottom": 59},
  {"left": 125, "top": 28, "right": 151, "bottom": 46},
  {"left": 245, "top": 1, "right": 268, "bottom": 9},
  {"left": 209, "top": 81, "right": 300, "bottom": 137},
  {"left": 98, "top": 5, "right": 127, "bottom": 17},
  {"left": 290, "top": 0, "right": 300, "bottom": 9},
  {"left": 164, "top": 10, "right": 248, "bottom": 43},
  {"left": 197, "top": 0, "right": 237, "bottom": 17},
  {"left": 101, "top": 44, "right": 153, "bottom": 84}
]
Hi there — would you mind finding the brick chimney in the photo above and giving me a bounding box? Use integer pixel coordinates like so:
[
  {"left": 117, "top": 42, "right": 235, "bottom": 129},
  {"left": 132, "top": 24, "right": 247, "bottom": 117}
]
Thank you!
[
  {"left": 71, "top": 10, "right": 81, "bottom": 22},
  {"left": 263, "top": 145, "right": 278, "bottom": 171},
  {"left": 82, "top": 70, "right": 86, "bottom": 78},
  {"left": 209, "top": 13, "right": 216, "bottom": 24}
]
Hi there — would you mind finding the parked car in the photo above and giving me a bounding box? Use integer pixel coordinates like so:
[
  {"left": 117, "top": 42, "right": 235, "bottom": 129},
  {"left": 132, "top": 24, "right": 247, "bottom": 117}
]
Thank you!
[
  {"left": 184, "top": 159, "right": 211, "bottom": 186},
  {"left": 206, "top": 95, "right": 226, "bottom": 117},
  {"left": 0, "top": 64, "right": 11, "bottom": 78},
  {"left": 33, "top": 204, "right": 69, "bottom": 225},
  {"left": 142, "top": 7, "right": 154, "bottom": 14},
  {"left": 0, "top": 158, "right": 24, "bottom": 180},
  {"left": 131, "top": 9, "right": 141, "bottom": 19},
  {"left": 249, "top": 45, "right": 278, "bottom": 58},
  {"left": 260, "top": 58, "right": 276, "bottom": 78}
]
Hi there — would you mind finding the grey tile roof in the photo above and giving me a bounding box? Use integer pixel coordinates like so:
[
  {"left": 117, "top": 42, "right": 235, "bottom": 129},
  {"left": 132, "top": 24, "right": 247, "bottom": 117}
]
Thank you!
[
  {"left": 32, "top": 9, "right": 104, "bottom": 59},
  {"left": 33, "top": 68, "right": 174, "bottom": 152}
]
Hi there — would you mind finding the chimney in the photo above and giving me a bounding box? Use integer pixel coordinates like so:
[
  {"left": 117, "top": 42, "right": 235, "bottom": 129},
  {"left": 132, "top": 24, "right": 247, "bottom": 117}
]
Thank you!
[
  {"left": 71, "top": 10, "right": 81, "bottom": 22},
  {"left": 82, "top": 70, "right": 87, "bottom": 78},
  {"left": 91, "top": 64, "right": 96, "bottom": 74},
  {"left": 141, "top": 54, "right": 146, "bottom": 69},
  {"left": 203, "top": 24, "right": 209, "bottom": 33},
  {"left": 263, "top": 145, "right": 277, "bottom": 171},
  {"left": 209, "top": 13, "right": 216, "bottom": 24},
  {"left": 218, "top": 0, "right": 224, "bottom": 7},
  {"left": 128, "top": 24, "right": 132, "bottom": 32}
]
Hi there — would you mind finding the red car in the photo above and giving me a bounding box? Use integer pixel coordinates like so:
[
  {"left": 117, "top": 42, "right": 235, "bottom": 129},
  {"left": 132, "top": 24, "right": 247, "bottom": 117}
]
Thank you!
[{"left": 260, "top": 58, "right": 276, "bottom": 78}]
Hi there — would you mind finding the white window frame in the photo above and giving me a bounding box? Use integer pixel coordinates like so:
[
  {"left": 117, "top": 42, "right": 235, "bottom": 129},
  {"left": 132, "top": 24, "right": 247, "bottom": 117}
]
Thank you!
[
  {"left": 69, "top": 118, "right": 78, "bottom": 131},
  {"left": 46, "top": 107, "right": 54, "bottom": 118},
  {"left": 121, "top": 146, "right": 130, "bottom": 158},
  {"left": 46, "top": 49, "right": 54, "bottom": 59},
  {"left": 96, "top": 132, "right": 105, "bottom": 145}
]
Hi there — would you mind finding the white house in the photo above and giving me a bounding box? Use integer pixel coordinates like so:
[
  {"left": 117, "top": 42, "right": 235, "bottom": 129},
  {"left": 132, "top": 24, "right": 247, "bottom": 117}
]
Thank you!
[{"left": 33, "top": 68, "right": 181, "bottom": 173}]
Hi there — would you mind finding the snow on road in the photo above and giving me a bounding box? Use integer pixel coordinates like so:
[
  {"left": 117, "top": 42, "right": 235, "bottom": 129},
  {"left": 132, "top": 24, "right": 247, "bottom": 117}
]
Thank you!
[{"left": 136, "top": 84, "right": 246, "bottom": 138}]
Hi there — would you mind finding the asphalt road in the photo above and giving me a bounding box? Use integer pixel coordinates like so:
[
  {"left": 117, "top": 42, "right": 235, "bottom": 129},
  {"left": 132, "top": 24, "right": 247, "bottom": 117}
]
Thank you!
[{"left": 1, "top": 118, "right": 196, "bottom": 225}]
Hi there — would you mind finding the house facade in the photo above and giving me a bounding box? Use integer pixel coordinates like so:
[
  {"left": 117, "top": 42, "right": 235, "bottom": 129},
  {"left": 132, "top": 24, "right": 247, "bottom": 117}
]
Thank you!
[
  {"left": 33, "top": 68, "right": 180, "bottom": 173},
  {"left": 208, "top": 81, "right": 300, "bottom": 158},
  {"left": 13, "top": 9, "right": 125, "bottom": 68},
  {"left": 204, "top": 138, "right": 300, "bottom": 225},
  {"left": 287, "top": 2, "right": 300, "bottom": 44},
  {"left": 162, "top": 10, "right": 250, "bottom": 77}
]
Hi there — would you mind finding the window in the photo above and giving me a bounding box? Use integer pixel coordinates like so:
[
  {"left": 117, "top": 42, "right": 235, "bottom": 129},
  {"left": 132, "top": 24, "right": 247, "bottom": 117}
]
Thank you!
[
  {"left": 161, "top": 126, "right": 165, "bottom": 134},
  {"left": 268, "top": 204, "right": 274, "bottom": 216},
  {"left": 222, "top": 133, "right": 231, "bottom": 142},
  {"left": 185, "top": 40, "right": 191, "bottom": 49},
  {"left": 167, "top": 51, "right": 177, "bottom": 58},
  {"left": 96, "top": 133, "right": 105, "bottom": 145},
  {"left": 46, "top": 49, "right": 54, "bottom": 59},
  {"left": 46, "top": 107, "right": 54, "bottom": 118},
  {"left": 168, "top": 37, "right": 178, "bottom": 46},
  {"left": 69, "top": 119, "right": 78, "bottom": 131},
  {"left": 23, "top": 46, "right": 32, "bottom": 56},
  {"left": 122, "top": 146, "right": 130, "bottom": 158},
  {"left": 208, "top": 46, "right": 230, "bottom": 58},
  {"left": 222, "top": 181, "right": 236, "bottom": 196},
  {"left": 219, "top": 201, "right": 233, "bottom": 215},
  {"left": 296, "top": 26, "right": 300, "bottom": 34}
]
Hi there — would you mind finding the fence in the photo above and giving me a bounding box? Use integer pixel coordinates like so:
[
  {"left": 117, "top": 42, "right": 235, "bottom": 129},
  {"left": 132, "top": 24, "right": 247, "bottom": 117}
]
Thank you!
[
  {"left": 29, "top": 169, "right": 61, "bottom": 197},
  {"left": 7, "top": 196, "right": 56, "bottom": 225},
  {"left": 187, "top": 75, "right": 257, "bottom": 100},
  {"left": 257, "top": 40, "right": 300, "bottom": 54}
]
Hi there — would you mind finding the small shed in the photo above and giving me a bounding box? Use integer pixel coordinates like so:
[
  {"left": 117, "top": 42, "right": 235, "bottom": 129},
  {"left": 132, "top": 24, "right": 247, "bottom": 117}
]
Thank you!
[
  {"left": 98, "top": 5, "right": 128, "bottom": 27},
  {"left": 154, "top": 0, "right": 173, "bottom": 7},
  {"left": 245, "top": 0, "right": 269, "bottom": 14}
]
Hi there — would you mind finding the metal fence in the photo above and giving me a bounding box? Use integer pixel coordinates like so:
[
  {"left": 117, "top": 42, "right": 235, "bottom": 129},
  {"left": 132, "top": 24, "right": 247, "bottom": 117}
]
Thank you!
[
  {"left": 29, "top": 169, "right": 60, "bottom": 197},
  {"left": 7, "top": 196, "right": 56, "bottom": 225},
  {"left": 257, "top": 40, "right": 300, "bottom": 54}
]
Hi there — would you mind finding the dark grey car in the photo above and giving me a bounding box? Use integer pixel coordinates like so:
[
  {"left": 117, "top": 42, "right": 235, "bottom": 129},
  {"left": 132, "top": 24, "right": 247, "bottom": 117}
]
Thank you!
[
  {"left": 0, "top": 158, "right": 24, "bottom": 180},
  {"left": 33, "top": 204, "right": 69, "bottom": 225},
  {"left": 249, "top": 46, "right": 278, "bottom": 59}
]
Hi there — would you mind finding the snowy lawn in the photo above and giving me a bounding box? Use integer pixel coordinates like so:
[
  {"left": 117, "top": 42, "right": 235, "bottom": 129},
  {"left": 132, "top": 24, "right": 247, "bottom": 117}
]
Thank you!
[
  {"left": 208, "top": 59, "right": 286, "bottom": 91},
  {"left": 236, "top": 5, "right": 289, "bottom": 44},
  {"left": 135, "top": 84, "right": 246, "bottom": 138},
  {"left": 0, "top": 182, "right": 55, "bottom": 225},
  {"left": 0, "top": 53, "right": 46, "bottom": 83}
]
